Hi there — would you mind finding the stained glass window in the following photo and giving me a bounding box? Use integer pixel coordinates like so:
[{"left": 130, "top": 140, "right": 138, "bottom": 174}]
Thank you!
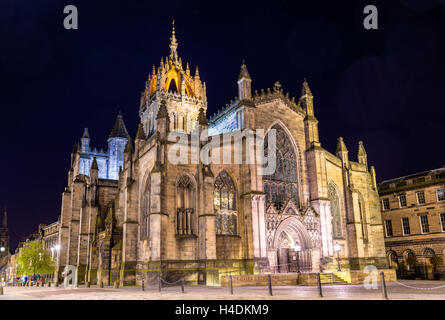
[
  {"left": 263, "top": 124, "right": 299, "bottom": 209},
  {"left": 214, "top": 170, "right": 237, "bottom": 235}
]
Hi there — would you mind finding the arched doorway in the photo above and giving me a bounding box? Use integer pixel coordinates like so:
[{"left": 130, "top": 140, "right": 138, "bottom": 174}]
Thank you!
[{"left": 273, "top": 217, "right": 313, "bottom": 273}]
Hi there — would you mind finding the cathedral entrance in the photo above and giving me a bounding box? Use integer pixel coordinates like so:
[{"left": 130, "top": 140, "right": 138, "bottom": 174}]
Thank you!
[{"left": 272, "top": 217, "right": 313, "bottom": 273}]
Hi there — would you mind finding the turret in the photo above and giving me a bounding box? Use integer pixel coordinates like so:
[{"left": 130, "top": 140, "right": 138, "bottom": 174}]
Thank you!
[
  {"left": 336, "top": 137, "right": 349, "bottom": 166},
  {"left": 81, "top": 128, "right": 90, "bottom": 153},
  {"left": 357, "top": 140, "right": 368, "bottom": 168},
  {"left": 301, "top": 80, "right": 320, "bottom": 149},
  {"left": 237, "top": 62, "right": 252, "bottom": 101},
  {"left": 108, "top": 113, "right": 130, "bottom": 180}
]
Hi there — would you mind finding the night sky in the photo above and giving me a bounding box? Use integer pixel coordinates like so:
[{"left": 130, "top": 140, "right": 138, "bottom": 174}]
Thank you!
[{"left": 1, "top": 0, "right": 444, "bottom": 249}]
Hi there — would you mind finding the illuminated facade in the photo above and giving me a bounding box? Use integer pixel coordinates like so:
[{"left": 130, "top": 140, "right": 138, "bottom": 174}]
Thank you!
[
  {"left": 0, "top": 208, "right": 9, "bottom": 258},
  {"left": 56, "top": 24, "right": 391, "bottom": 286}
]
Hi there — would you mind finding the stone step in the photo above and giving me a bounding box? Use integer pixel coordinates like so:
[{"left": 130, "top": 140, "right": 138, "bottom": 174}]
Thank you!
[{"left": 319, "top": 273, "right": 348, "bottom": 285}]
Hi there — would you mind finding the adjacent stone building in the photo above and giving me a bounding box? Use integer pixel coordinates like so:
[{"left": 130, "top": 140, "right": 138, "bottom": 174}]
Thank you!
[
  {"left": 0, "top": 208, "right": 9, "bottom": 258},
  {"left": 55, "top": 25, "right": 390, "bottom": 286},
  {"left": 379, "top": 166, "right": 445, "bottom": 279}
]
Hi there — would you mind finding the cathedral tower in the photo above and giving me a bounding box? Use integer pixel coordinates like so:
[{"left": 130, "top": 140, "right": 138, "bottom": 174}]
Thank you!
[{"left": 139, "top": 21, "right": 207, "bottom": 134}]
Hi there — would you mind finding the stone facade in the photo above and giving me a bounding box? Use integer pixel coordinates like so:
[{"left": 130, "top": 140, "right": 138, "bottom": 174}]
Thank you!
[
  {"left": 0, "top": 208, "right": 9, "bottom": 258},
  {"left": 379, "top": 167, "right": 445, "bottom": 279},
  {"left": 55, "top": 25, "right": 388, "bottom": 286}
]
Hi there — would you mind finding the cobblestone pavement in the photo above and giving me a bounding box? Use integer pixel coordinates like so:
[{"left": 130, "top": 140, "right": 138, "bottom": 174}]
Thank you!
[{"left": 1, "top": 281, "right": 445, "bottom": 300}]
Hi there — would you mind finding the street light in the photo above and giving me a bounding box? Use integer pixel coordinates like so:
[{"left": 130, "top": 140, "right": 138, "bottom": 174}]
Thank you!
[
  {"left": 54, "top": 245, "right": 60, "bottom": 251},
  {"left": 0, "top": 247, "right": 5, "bottom": 252},
  {"left": 334, "top": 243, "right": 342, "bottom": 271},
  {"left": 294, "top": 243, "right": 301, "bottom": 273}
]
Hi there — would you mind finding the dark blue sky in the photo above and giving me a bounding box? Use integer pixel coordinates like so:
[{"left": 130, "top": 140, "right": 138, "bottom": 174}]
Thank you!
[{"left": 1, "top": 0, "right": 445, "bottom": 248}]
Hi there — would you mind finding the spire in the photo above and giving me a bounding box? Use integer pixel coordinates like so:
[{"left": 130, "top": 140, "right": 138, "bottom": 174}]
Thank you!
[
  {"left": 91, "top": 157, "right": 98, "bottom": 170},
  {"left": 198, "top": 107, "right": 208, "bottom": 125},
  {"left": 238, "top": 62, "right": 251, "bottom": 81},
  {"left": 109, "top": 113, "right": 130, "bottom": 139},
  {"left": 135, "top": 123, "right": 146, "bottom": 140},
  {"left": 357, "top": 140, "right": 368, "bottom": 167},
  {"left": 169, "top": 19, "right": 179, "bottom": 62},
  {"left": 336, "top": 137, "right": 348, "bottom": 154},
  {"left": 358, "top": 141, "right": 367, "bottom": 157},
  {"left": 301, "top": 78, "right": 313, "bottom": 97},
  {"left": 82, "top": 128, "right": 90, "bottom": 139},
  {"left": 2, "top": 207, "right": 7, "bottom": 228},
  {"left": 237, "top": 62, "right": 252, "bottom": 100},
  {"left": 195, "top": 66, "right": 200, "bottom": 79}
]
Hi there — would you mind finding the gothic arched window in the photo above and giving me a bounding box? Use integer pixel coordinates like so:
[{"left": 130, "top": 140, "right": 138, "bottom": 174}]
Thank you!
[
  {"left": 328, "top": 183, "right": 343, "bottom": 238},
  {"left": 141, "top": 179, "right": 150, "bottom": 239},
  {"left": 176, "top": 175, "right": 195, "bottom": 235},
  {"left": 263, "top": 124, "right": 299, "bottom": 209},
  {"left": 214, "top": 170, "right": 237, "bottom": 235},
  {"left": 358, "top": 196, "right": 368, "bottom": 242}
]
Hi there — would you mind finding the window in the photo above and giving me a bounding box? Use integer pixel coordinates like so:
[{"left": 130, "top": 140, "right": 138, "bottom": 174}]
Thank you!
[
  {"left": 440, "top": 213, "right": 445, "bottom": 232},
  {"left": 214, "top": 170, "right": 238, "bottom": 235},
  {"left": 382, "top": 198, "right": 390, "bottom": 210},
  {"left": 141, "top": 180, "right": 150, "bottom": 239},
  {"left": 437, "top": 188, "right": 445, "bottom": 201},
  {"left": 236, "top": 109, "right": 244, "bottom": 130},
  {"left": 420, "top": 215, "right": 429, "bottom": 233},
  {"left": 402, "top": 217, "right": 410, "bottom": 235},
  {"left": 399, "top": 194, "right": 407, "bottom": 207},
  {"left": 176, "top": 175, "right": 195, "bottom": 235},
  {"left": 385, "top": 220, "right": 393, "bottom": 237},
  {"left": 416, "top": 191, "right": 425, "bottom": 205},
  {"left": 328, "top": 184, "right": 343, "bottom": 238},
  {"left": 263, "top": 124, "right": 299, "bottom": 209}
]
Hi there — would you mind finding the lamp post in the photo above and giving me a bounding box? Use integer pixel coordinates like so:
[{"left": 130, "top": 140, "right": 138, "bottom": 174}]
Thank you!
[
  {"left": 0, "top": 247, "right": 5, "bottom": 252},
  {"left": 334, "top": 243, "right": 342, "bottom": 271},
  {"left": 294, "top": 243, "right": 301, "bottom": 273}
]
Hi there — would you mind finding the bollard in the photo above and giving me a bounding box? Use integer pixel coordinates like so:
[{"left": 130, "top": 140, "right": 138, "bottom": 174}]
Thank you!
[
  {"left": 0, "top": 286, "right": 3, "bottom": 295},
  {"left": 380, "top": 272, "right": 389, "bottom": 300},
  {"left": 86, "top": 281, "right": 90, "bottom": 288},
  {"left": 267, "top": 275, "right": 273, "bottom": 296},
  {"left": 317, "top": 273, "right": 323, "bottom": 298},
  {"left": 48, "top": 282, "right": 51, "bottom": 288},
  {"left": 114, "top": 280, "right": 119, "bottom": 289},
  {"left": 158, "top": 273, "right": 161, "bottom": 292},
  {"left": 142, "top": 279, "right": 145, "bottom": 291},
  {"left": 99, "top": 281, "right": 104, "bottom": 288},
  {"left": 229, "top": 275, "right": 233, "bottom": 295},
  {"left": 181, "top": 277, "right": 185, "bottom": 293},
  {"left": 55, "top": 282, "right": 59, "bottom": 288}
]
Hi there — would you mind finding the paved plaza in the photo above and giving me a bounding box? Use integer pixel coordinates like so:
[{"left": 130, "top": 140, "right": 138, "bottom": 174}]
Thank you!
[{"left": 1, "top": 281, "right": 445, "bottom": 300}]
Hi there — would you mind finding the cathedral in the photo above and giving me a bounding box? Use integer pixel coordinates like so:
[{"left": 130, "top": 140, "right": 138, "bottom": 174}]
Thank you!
[{"left": 56, "top": 24, "right": 389, "bottom": 286}]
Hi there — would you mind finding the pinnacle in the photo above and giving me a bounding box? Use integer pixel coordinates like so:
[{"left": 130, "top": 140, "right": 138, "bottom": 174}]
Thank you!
[
  {"left": 238, "top": 62, "right": 251, "bottom": 81},
  {"left": 136, "top": 123, "right": 146, "bottom": 140},
  {"left": 301, "top": 79, "right": 313, "bottom": 97},
  {"left": 336, "top": 137, "right": 348, "bottom": 154}
]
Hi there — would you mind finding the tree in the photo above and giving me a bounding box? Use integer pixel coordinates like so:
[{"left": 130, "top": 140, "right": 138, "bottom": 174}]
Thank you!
[{"left": 16, "top": 241, "right": 55, "bottom": 276}]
